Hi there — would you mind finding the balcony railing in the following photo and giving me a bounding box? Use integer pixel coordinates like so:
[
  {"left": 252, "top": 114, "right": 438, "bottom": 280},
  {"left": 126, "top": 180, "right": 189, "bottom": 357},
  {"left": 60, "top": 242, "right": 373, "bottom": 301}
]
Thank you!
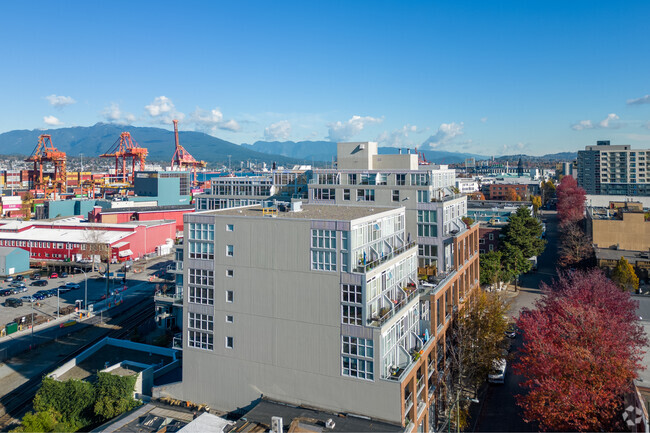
[
  {"left": 154, "top": 291, "right": 183, "bottom": 304},
  {"left": 354, "top": 242, "right": 416, "bottom": 274},
  {"left": 405, "top": 392, "right": 414, "bottom": 413},
  {"left": 367, "top": 285, "right": 421, "bottom": 327}
]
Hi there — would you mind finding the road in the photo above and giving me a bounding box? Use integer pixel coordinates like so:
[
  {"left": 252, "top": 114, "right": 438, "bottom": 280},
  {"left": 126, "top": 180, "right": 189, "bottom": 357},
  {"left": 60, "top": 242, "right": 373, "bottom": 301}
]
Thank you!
[{"left": 471, "top": 211, "right": 559, "bottom": 432}]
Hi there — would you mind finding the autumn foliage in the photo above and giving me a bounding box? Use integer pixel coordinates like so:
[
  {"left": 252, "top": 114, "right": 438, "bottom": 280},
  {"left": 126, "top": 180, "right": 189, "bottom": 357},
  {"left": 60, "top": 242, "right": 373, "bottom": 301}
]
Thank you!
[
  {"left": 514, "top": 269, "right": 647, "bottom": 431},
  {"left": 556, "top": 175, "right": 586, "bottom": 226}
]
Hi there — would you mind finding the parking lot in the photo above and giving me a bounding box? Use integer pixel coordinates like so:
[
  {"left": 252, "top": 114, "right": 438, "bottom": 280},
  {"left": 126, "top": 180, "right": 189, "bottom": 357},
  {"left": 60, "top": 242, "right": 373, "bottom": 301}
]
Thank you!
[{"left": 0, "top": 258, "right": 175, "bottom": 328}]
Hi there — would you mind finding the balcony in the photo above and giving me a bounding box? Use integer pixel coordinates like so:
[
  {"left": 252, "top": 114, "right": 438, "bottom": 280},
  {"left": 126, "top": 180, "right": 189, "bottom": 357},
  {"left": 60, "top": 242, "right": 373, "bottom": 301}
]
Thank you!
[
  {"left": 353, "top": 242, "right": 417, "bottom": 273},
  {"left": 405, "top": 392, "right": 414, "bottom": 413},
  {"left": 154, "top": 291, "right": 183, "bottom": 304},
  {"left": 367, "top": 284, "right": 421, "bottom": 328},
  {"left": 172, "top": 333, "right": 182, "bottom": 350}
]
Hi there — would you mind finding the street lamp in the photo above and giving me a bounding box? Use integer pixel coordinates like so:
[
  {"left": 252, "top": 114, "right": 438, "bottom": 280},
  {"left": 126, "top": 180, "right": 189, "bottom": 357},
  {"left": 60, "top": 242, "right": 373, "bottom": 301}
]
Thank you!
[
  {"left": 57, "top": 286, "right": 60, "bottom": 319},
  {"left": 74, "top": 267, "right": 88, "bottom": 314},
  {"left": 448, "top": 393, "right": 479, "bottom": 433}
]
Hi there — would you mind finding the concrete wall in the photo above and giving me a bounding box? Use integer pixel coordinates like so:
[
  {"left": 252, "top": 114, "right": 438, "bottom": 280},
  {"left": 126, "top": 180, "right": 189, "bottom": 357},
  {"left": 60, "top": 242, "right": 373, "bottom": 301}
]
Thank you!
[
  {"left": 373, "top": 154, "right": 418, "bottom": 170},
  {"left": 337, "top": 142, "right": 377, "bottom": 170},
  {"left": 183, "top": 212, "right": 403, "bottom": 424},
  {"left": 591, "top": 212, "right": 650, "bottom": 251},
  {"left": 0, "top": 248, "right": 29, "bottom": 275}
]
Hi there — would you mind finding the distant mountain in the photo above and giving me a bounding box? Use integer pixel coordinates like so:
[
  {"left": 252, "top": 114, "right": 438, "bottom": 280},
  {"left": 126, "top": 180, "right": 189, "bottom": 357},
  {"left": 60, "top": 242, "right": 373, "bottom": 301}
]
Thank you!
[
  {"left": 242, "top": 140, "right": 487, "bottom": 165},
  {"left": 0, "top": 123, "right": 306, "bottom": 165},
  {"left": 494, "top": 152, "right": 577, "bottom": 162}
]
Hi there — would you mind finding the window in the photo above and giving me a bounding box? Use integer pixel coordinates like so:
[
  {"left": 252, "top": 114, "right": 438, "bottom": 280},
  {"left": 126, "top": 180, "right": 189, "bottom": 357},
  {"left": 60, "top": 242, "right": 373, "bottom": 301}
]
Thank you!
[
  {"left": 396, "top": 173, "right": 406, "bottom": 186},
  {"left": 188, "top": 312, "right": 213, "bottom": 331},
  {"left": 356, "top": 189, "right": 375, "bottom": 202},
  {"left": 188, "top": 286, "right": 214, "bottom": 305},
  {"left": 342, "top": 284, "right": 362, "bottom": 304},
  {"left": 342, "top": 305, "right": 362, "bottom": 325},
  {"left": 226, "top": 224, "right": 234, "bottom": 232},
  {"left": 342, "top": 336, "right": 374, "bottom": 358},
  {"left": 226, "top": 315, "right": 234, "bottom": 323},
  {"left": 226, "top": 290, "right": 234, "bottom": 303},
  {"left": 188, "top": 330, "right": 213, "bottom": 351},
  {"left": 392, "top": 190, "right": 399, "bottom": 202},
  {"left": 417, "top": 190, "right": 429, "bottom": 203},
  {"left": 488, "top": 233, "right": 494, "bottom": 240},
  {"left": 342, "top": 356, "right": 374, "bottom": 380},
  {"left": 188, "top": 223, "right": 215, "bottom": 241},
  {"left": 226, "top": 269, "right": 234, "bottom": 277},
  {"left": 343, "top": 189, "right": 350, "bottom": 201},
  {"left": 349, "top": 174, "right": 358, "bottom": 185},
  {"left": 189, "top": 241, "right": 214, "bottom": 260},
  {"left": 479, "top": 238, "right": 485, "bottom": 244},
  {"left": 489, "top": 244, "right": 494, "bottom": 251},
  {"left": 189, "top": 269, "right": 214, "bottom": 286},
  {"left": 342, "top": 336, "right": 374, "bottom": 380},
  {"left": 226, "top": 245, "right": 234, "bottom": 256},
  {"left": 311, "top": 230, "right": 337, "bottom": 271},
  {"left": 312, "top": 250, "right": 337, "bottom": 271},
  {"left": 312, "top": 230, "right": 336, "bottom": 249},
  {"left": 226, "top": 336, "right": 234, "bottom": 349},
  {"left": 313, "top": 188, "right": 335, "bottom": 200}
]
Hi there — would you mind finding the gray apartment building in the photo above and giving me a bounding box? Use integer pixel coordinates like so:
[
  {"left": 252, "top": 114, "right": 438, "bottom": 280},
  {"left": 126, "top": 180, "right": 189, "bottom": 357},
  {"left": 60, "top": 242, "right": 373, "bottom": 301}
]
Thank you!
[
  {"left": 182, "top": 202, "right": 480, "bottom": 431},
  {"left": 577, "top": 140, "right": 650, "bottom": 195},
  {"left": 309, "top": 142, "right": 464, "bottom": 274}
]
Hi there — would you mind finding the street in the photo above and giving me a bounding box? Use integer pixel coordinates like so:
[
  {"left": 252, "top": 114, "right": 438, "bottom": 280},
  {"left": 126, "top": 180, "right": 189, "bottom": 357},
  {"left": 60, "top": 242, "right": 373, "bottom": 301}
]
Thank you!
[{"left": 472, "top": 211, "right": 559, "bottom": 432}]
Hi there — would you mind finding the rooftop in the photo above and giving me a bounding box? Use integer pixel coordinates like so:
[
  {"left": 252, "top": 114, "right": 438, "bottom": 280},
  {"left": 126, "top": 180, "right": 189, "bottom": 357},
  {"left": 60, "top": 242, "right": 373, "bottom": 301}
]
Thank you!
[
  {"left": 200, "top": 203, "right": 401, "bottom": 221},
  {"left": 232, "top": 398, "right": 402, "bottom": 433},
  {"left": 99, "top": 205, "right": 195, "bottom": 214}
]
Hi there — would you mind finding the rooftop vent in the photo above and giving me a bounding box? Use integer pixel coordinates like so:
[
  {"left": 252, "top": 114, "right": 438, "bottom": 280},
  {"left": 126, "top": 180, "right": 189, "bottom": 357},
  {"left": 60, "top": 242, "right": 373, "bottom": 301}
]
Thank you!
[
  {"left": 290, "top": 201, "right": 303, "bottom": 212},
  {"left": 325, "top": 419, "right": 336, "bottom": 429},
  {"left": 271, "top": 416, "right": 284, "bottom": 433}
]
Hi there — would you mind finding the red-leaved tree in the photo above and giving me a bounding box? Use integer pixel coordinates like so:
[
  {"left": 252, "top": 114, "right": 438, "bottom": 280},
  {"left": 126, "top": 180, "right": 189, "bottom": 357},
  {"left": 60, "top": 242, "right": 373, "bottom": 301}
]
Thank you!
[
  {"left": 514, "top": 269, "right": 647, "bottom": 431},
  {"left": 556, "top": 175, "right": 586, "bottom": 226}
]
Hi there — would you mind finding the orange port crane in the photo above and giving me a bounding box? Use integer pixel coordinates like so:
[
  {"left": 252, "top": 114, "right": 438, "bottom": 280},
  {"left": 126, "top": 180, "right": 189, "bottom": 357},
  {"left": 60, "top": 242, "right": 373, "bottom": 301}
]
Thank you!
[
  {"left": 170, "top": 119, "right": 206, "bottom": 185},
  {"left": 100, "top": 132, "right": 148, "bottom": 183},
  {"left": 25, "top": 134, "right": 67, "bottom": 193}
]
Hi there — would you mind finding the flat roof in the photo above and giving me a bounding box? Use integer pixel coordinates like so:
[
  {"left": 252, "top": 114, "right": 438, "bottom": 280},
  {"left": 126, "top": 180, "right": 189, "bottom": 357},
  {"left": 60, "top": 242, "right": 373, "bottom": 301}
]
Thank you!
[{"left": 201, "top": 204, "right": 400, "bottom": 221}]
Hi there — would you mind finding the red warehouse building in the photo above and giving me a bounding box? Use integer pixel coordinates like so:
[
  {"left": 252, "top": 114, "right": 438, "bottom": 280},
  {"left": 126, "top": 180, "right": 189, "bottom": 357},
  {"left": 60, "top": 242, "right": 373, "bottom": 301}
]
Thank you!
[
  {"left": 0, "top": 217, "right": 176, "bottom": 263},
  {"left": 88, "top": 205, "right": 194, "bottom": 233}
]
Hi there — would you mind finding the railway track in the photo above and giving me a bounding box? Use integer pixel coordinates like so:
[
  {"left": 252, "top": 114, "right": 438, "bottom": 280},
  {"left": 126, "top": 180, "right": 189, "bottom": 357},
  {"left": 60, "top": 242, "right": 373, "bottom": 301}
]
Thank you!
[{"left": 0, "top": 300, "right": 155, "bottom": 430}]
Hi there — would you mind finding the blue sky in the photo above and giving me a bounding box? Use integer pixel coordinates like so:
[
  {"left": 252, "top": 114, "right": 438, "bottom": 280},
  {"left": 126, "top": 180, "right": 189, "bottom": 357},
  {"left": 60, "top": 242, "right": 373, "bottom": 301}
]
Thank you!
[{"left": 2, "top": 0, "right": 650, "bottom": 156}]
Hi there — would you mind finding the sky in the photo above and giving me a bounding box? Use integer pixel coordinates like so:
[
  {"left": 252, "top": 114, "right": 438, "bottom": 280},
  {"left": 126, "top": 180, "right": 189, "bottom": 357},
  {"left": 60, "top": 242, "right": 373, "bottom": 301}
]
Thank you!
[{"left": 1, "top": 0, "right": 650, "bottom": 156}]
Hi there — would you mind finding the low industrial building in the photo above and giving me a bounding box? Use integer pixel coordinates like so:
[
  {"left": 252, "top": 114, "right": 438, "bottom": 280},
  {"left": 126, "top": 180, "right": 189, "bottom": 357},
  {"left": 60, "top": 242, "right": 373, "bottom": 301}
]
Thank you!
[
  {"left": 88, "top": 204, "right": 195, "bottom": 234},
  {"left": 0, "top": 247, "right": 29, "bottom": 276},
  {"left": 0, "top": 217, "right": 177, "bottom": 263}
]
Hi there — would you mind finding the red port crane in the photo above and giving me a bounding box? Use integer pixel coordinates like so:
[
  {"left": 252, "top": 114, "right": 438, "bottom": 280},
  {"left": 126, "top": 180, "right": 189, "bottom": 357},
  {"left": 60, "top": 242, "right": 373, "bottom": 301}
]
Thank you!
[
  {"left": 100, "top": 132, "right": 148, "bottom": 183},
  {"left": 170, "top": 119, "right": 206, "bottom": 185},
  {"left": 25, "top": 134, "right": 67, "bottom": 193}
]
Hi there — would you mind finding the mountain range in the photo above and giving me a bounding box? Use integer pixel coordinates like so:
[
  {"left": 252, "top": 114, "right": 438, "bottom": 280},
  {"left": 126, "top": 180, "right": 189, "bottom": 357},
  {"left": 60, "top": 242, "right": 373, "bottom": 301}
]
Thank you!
[{"left": 0, "top": 124, "right": 577, "bottom": 167}]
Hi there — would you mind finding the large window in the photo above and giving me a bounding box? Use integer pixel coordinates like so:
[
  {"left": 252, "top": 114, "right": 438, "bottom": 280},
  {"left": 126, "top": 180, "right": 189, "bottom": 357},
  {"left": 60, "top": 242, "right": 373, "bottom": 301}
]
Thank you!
[
  {"left": 188, "top": 286, "right": 214, "bottom": 305},
  {"left": 189, "top": 241, "right": 214, "bottom": 260},
  {"left": 343, "top": 189, "right": 350, "bottom": 201},
  {"left": 342, "top": 305, "right": 362, "bottom": 325},
  {"left": 311, "top": 230, "right": 337, "bottom": 271},
  {"left": 417, "top": 210, "right": 438, "bottom": 237},
  {"left": 188, "top": 312, "right": 213, "bottom": 331},
  {"left": 342, "top": 284, "right": 362, "bottom": 304},
  {"left": 356, "top": 189, "right": 375, "bottom": 202},
  {"left": 417, "top": 190, "right": 430, "bottom": 203},
  {"left": 188, "top": 330, "right": 213, "bottom": 351},
  {"left": 188, "top": 269, "right": 214, "bottom": 286},
  {"left": 396, "top": 174, "right": 406, "bottom": 186},
  {"left": 313, "top": 188, "right": 335, "bottom": 200},
  {"left": 342, "top": 336, "right": 374, "bottom": 380},
  {"left": 392, "top": 190, "right": 400, "bottom": 202},
  {"left": 188, "top": 223, "right": 214, "bottom": 241}
]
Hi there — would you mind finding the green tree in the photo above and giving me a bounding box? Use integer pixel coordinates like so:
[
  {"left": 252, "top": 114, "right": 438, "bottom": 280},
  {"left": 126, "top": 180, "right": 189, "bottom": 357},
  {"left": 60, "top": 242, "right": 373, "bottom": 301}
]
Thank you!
[
  {"left": 531, "top": 195, "right": 542, "bottom": 216},
  {"left": 11, "top": 409, "right": 60, "bottom": 432},
  {"left": 501, "top": 207, "right": 546, "bottom": 259},
  {"left": 479, "top": 251, "right": 505, "bottom": 289},
  {"left": 501, "top": 242, "right": 531, "bottom": 289},
  {"left": 33, "top": 377, "right": 95, "bottom": 427},
  {"left": 93, "top": 372, "right": 140, "bottom": 421},
  {"left": 611, "top": 257, "right": 639, "bottom": 293}
]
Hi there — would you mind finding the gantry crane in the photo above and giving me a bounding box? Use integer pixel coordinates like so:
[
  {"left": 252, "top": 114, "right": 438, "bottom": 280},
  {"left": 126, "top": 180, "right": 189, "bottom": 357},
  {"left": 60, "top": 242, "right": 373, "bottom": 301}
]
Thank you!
[
  {"left": 170, "top": 119, "right": 206, "bottom": 185},
  {"left": 25, "top": 134, "right": 67, "bottom": 193},
  {"left": 100, "top": 132, "right": 148, "bottom": 183}
]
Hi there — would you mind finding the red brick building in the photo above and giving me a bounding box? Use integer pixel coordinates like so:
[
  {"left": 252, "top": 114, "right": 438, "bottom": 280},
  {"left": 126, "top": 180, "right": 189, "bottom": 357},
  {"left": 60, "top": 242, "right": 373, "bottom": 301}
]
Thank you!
[
  {"left": 88, "top": 205, "right": 195, "bottom": 233},
  {"left": 478, "top": 224, "right": 503, "bottom": 254},
  {"left": 485, "top": 184, "right": 529, "bottom": 201}
]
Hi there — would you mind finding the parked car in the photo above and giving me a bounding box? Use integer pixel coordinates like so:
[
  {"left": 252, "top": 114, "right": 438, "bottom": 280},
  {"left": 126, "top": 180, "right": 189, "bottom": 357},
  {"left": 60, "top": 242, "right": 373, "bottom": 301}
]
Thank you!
[
  {"left": 49, "top": 273, "right": 58, "bottom": 279},
  {"left": 35, "top": 290, "right": 50, "bottom": 299},
  {"left": 30, "top": 273, "right": 41, "bottom": 280},
  {"left": 15, "top": 275, "right": 24, "bottom": 281},
  {"left": 46, "top": 288, "right": 58, "bottom": 297},
  {"left": 60, "top": 272, "right": 69, "bottom": 278},
  {"left": 32, "top": 292, "right": 46, "bottom": 301},
  {"left": 4, "top": 276, "right": 14, "bottom": 283},
  {"left": 505, "top": 324, "right": 517, "bottom": 339},
  {"left": 12, "top": 286, "right": 27, "bottom": 293},
  {"left": 31, "top": 280, "right": 48, "bottom": 287},
  {"left": 65, "top": 282, "right": 81, "bottom": 290},
  {"left": 488, "top": 358, "right": 507, "bottom": 384},
  {"left": 10, "top": 281, "right": 26, "bottom": 288},
  {"left": 0, "top": 288, "right": 13, "bottom": 297},
  {"left": 21, "top": 295, "right": 36, "bottom": 303},
  {"left": 58, "top": 286, "right": 72, "bottom": 294},
  {"left": 5, "top": 298, "right": 23, "bottom": 308}
]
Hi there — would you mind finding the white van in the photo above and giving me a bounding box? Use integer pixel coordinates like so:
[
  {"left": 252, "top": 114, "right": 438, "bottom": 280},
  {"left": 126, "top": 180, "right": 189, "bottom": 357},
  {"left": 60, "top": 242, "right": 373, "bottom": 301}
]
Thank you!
[{"left": 488, "top": 358, "right": 507, "bottom": 384}]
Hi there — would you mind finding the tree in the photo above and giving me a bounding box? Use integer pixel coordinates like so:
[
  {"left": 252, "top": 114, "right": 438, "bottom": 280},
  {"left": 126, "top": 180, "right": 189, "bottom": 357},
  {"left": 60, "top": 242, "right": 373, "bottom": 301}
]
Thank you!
[
  {"left": 556, "top": 175, "right": 586, "bottom": 226},
  {"left": 94, "top": 373, "right": 139, "bottom": 421},
  {"left": 611, "top": 256, "right": 639, "bottom": 293},
  {"left": 33, "top": 377, "right": 95, "bottom": 430},
  {"left": 558, "top": 222, "right": 593, "bottom": 268},
  {"left": 541, "top": 179, "right": 556, "bottom": 204},
  {"left": 479, "top": 251, "right": 505, "bottom": 289},
  {"left": 11, "top": 408, "right": 61, "bottom": 433},
  {"left": 500, "top": 242, "right": 531, "bottom": 288},
  {"left": 501, "top": 207, "right": 546, "bottom": 259},
  {"left": 505, "top": 188, "right": 520, "bottom": 202},
  {"left": 531, "top": 195, "right": 542, "bottom": 216},
  {"left": 21, "top": 192, "right": 34, "bottom": 221},
  {"left": 514, "top": 269, "right": 647, "bottom": 431}
]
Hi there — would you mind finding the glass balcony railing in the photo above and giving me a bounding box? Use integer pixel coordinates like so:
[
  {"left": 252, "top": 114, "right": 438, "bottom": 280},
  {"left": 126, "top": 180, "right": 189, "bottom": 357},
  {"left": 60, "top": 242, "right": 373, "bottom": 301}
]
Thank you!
[{"left": 353, "top": 242, "right": 416, "bottom": 273}]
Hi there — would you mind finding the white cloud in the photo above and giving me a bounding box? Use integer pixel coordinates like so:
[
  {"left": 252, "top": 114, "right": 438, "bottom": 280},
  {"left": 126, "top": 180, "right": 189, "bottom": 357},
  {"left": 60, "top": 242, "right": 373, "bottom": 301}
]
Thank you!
[
  {"left": 145, "top": 96, "right": 184, "bottom": 124},
  {"left": 571, "top": 113, "right": 622, "bottom": 131},
  {"left": 480, "top": 117, "right": 488, "bottom": 123},
  {"left": 598, "top": 113, "right": 620, "bottom": 128},
  {"left": 101, "top": 103, "right": 135, "bottom": 125},
  {"left": 190, "top": 107, "right": 241, "bottom": 134},
  {"left": 43, "top": 115, "right": 63, "bottom": 126},
  {"left": 377, "top": 124, "right": 419, "bottom": 147},
  {"left": 45, "top": 94, "right": 76, "bottom": 107},
  {"left": 327, "top": 115, "right": 383, "bottom": 142},
  {"left": 571, "top": 120, "right": 593, "bottom": 131},
  {"left": 627, "top": 95, "right": 650, "bottom": 105},
  {"left": 264, "top": 120, "right": 291, "bottom": 141},
  {"left": 421, "top": 122, "right": 464, "bottom": 148}
]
